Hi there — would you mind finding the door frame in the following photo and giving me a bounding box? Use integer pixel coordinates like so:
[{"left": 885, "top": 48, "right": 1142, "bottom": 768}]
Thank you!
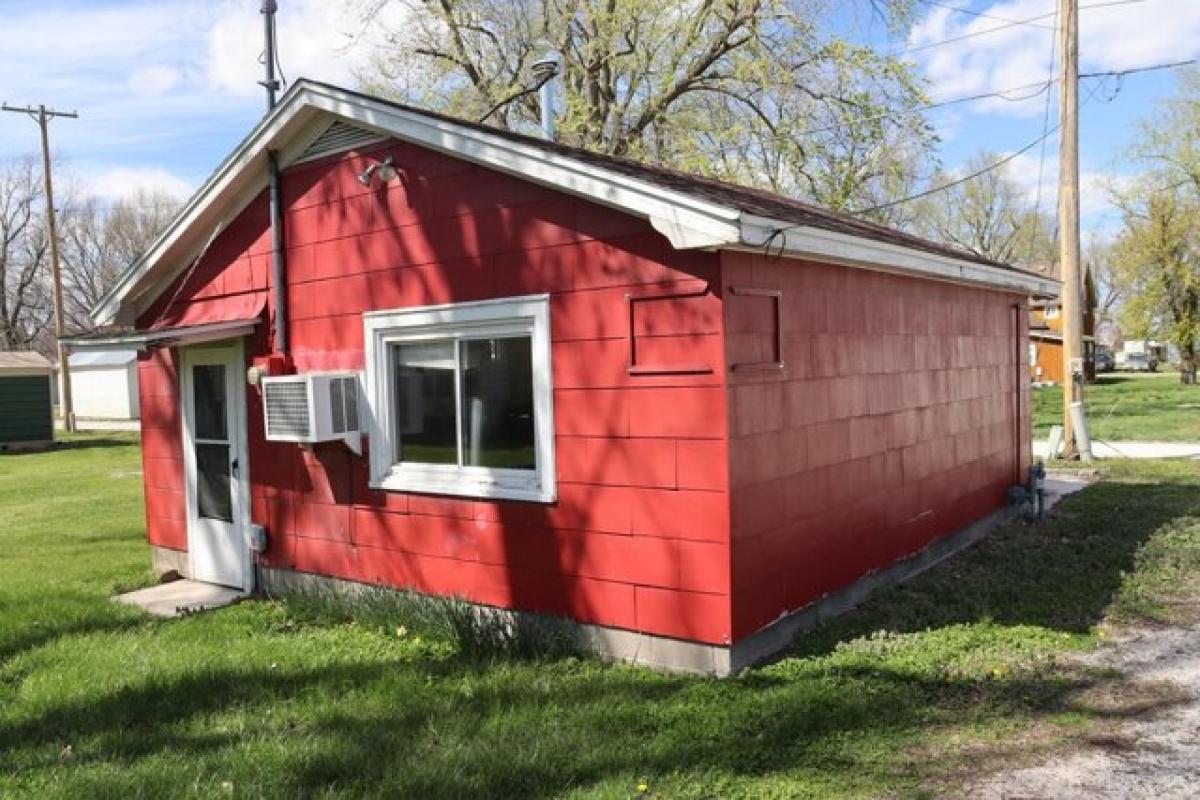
[{"left": 180, "top": 338, "right": 253, "bottom": 591}]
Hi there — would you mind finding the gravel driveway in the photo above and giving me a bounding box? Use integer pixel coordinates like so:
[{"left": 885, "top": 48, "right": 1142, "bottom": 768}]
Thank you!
[{"left": 966, "top": 625, "right": 1200, "bottom": 799}]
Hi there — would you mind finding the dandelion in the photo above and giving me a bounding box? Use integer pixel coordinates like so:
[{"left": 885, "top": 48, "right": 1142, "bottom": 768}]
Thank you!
[{"left": 637, "top": 781, "right": 649, "bottom": 793}]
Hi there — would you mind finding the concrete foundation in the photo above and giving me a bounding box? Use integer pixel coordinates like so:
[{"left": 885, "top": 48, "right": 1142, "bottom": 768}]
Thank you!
[
  {"left": 152, "top": 484, "right": 1091, "bottom": 674},
  {"left": 730, "top": 505, "right": 1013, "bottom": 671},
  {"left": 150, "top": 545, "right": 190, "bottom": 579}
]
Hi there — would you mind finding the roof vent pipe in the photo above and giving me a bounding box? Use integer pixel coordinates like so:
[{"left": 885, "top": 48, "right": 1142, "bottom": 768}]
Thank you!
[
  {"left": 530, "top": 55, "right": 559, "bottom": 141},
  {"left": 261, "top": 0, "right": 288, "bottom": 359},
  {"left": 260, "top": 1, "right": 280, "bottom": 110}
]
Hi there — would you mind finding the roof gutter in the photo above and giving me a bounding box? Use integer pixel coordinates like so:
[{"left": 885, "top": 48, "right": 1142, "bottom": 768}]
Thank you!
[
  {"left": 63, "top": 319, "right": 261, "bottom": 352},
  {"left": 738, "top": 215, "right": 1060, "bottom": 298}
]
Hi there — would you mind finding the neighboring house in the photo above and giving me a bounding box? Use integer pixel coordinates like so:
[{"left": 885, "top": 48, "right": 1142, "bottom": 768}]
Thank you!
[
  {"left": 69, "top": 80, "right": 1055, "bottom": 674},
  {"left": 0, "top": 351, "right": 54, "bottom": 451},
  {"left": 68, "top": 350, "right": 140, "bottom": 421},
  {"left": 1028, "top": 263, "right": 1097, "bottom": 383}
]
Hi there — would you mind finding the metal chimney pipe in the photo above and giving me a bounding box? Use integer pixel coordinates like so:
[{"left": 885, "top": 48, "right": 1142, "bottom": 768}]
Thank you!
[
  {"left": 260, "top": 1, "right": 280, "bottom": 110},
  {"left": 530, "top": 55, "right": 559, "bottom": 141}
]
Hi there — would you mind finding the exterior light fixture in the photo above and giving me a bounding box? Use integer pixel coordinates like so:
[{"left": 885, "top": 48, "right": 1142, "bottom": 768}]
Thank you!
[{"left": 357, "top": 156, "right": 396, "bottom": 186}]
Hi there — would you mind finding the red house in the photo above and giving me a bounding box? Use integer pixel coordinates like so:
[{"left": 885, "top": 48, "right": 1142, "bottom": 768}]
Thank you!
[{"left": 74, "top": 80, "right": 1056, "bottom": 673}]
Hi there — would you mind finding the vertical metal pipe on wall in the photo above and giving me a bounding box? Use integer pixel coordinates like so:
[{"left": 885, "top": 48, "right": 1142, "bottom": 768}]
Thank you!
[
  {"left": 268, "top": 151, "right": 288, "bottom": 355},
  {"left": 261, "top": 0, "right": 288, "bottom": 357}
]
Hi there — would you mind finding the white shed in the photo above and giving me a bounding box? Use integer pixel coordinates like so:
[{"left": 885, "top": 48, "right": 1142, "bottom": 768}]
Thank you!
[{"left": 68, "top": 350, "right": 140, "bottom": 420}]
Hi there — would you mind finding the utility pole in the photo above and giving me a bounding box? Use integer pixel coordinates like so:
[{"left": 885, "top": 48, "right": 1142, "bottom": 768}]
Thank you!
[
  {"left": 1056, "top": 0, "right": 1091, "bottom": 461},
  {"left": 2, "top": 103, "right": 79, "bottom": 432}
]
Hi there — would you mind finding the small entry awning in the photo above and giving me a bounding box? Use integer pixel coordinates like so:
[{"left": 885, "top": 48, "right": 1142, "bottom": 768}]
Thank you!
[{"left": 65, "top": 291, "right": 266, "bottom": 352}]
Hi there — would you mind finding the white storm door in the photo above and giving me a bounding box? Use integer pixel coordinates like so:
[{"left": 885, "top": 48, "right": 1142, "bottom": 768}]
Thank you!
[{"left": 182, "top": 345, "right": 248, "bottom": 589}]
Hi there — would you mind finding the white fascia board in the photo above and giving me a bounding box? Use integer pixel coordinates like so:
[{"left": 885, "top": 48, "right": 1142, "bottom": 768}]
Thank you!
[
  {"left": 64, "top": 320, "right": 259, "bottom": 351},
  {"left": 298, "top": 85, "right": 743, "bottom": 248},
  {"left": 90, "top": 103, "right": 321, "bottom": 326},
  {"left": 739, "top": 215, "right": 1061, "bottom": 298},
  {"left": 93, "top": 82, "right": 743, "bottom": 325}
]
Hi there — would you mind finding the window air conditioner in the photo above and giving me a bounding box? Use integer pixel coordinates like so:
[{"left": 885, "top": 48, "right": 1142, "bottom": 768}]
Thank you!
[{"left": 262, "top": 372, "right": 362, "bottom": 454}]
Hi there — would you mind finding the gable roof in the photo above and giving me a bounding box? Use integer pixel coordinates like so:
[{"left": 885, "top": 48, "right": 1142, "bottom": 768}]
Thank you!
[{"left": 93, "top": 79, "right": 1058, "bottom": 326}]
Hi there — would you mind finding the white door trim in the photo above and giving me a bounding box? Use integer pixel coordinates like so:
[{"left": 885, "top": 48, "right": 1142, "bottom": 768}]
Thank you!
[{"left": 180, "top": 339, "right": 253, "bottom": 591}]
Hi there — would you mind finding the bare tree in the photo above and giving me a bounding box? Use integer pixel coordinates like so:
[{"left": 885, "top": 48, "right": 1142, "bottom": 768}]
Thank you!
[
  {"left": 59, "top": 190, "right": 179, "bottom": 332},
  {"left": 354, "top": 0, "right": 934, "bottom": 213},
  {"left": 910, "top": 151, "right": 1056, "bottom": 266},
  {"left": 1084, "top": 233, "right": 1121, "bottom": 320},
  {"left": 0, "top": 158, "right": 52, "bottom": 352}
]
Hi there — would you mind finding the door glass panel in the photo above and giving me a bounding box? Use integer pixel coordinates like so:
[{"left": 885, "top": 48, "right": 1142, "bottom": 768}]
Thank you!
[
  {"left": 193, "top": 364, "right": 228, "bottom": 440},
  {"left": 196, "top": 442, "right": 233, "bottom": 522},
  {"left": 460, "top": 336, "right": 535, "bottom": 470},
  {"left": 392, "top": 341, "right": 457, "bottom": 465}
]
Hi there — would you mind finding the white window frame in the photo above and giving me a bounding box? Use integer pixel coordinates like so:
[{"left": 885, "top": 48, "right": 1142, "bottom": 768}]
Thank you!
[{"left": 363, "top": 294, "right": 556, "bottom": 503}]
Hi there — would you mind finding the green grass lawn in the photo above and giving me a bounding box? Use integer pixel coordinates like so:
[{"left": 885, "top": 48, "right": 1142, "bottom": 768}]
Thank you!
[
  {"left": 1032, "top": 373, "right": 1200, "bottom": 442},
  {"left": 3, "top": 435, "right": 1200, "bottom": 798}
]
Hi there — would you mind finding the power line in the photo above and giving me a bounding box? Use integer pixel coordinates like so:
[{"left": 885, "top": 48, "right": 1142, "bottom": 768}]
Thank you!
[
  {"left": 912, "top": 0, "right": 1056, "bottom": 30},
  {"left": 850, "top": 74, "right": 1114, "bottom": 216},
  {"left": 1030, "top": 0, "right": 1061, "bottom": 262},
  {"left": 897, "top": 0, "right": 1149, "bottom": 57},
  {"left": 853, "top": 132, "right": 1054, "bottom": 215},
  {"left": 789, "top": 78, "right": 1056, "bottom": 139},
  {"left": 1081, "top": 58, "right": 1197, "bottom": 79},
  {"left": 789, "top": 57, "right": 1189, "bottom": 140}
]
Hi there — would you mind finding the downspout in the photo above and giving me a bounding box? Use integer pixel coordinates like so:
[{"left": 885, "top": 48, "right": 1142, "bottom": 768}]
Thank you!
[
  {"left": 268, "top": 150, "right": 288, "bottom": 357},
  {"left": 260, "top": 0, "right": 288, "bottom": 360}
]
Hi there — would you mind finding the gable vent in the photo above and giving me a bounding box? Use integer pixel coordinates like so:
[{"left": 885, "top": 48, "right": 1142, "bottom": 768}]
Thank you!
[{"left": 295, "top": 120, "right": 385, "bottom": 163}]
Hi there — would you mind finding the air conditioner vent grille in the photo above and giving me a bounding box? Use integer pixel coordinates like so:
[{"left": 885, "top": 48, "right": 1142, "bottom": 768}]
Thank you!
[
  {"left": 328, "top": 376, "right": 359, "bottom": 435},
  {"left": 264, "top": 380, "right": 311, "bottom": 438}
]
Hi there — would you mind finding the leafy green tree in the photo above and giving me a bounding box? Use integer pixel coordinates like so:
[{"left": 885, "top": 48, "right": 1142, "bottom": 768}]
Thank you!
[
  {"left": 1110, "top": 69, "right": 1200, "bottom": 384},
  {"left": 1111, "top": 183, "right": 1198, "bottom": 384},
  {"left": 354, "top": 0, "right": 932, "bottom": 219}
]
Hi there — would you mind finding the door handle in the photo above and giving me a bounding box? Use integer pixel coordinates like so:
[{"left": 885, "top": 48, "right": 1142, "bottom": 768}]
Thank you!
[{"left": 231, "top": 457, "right": 239, "bottom": 478}]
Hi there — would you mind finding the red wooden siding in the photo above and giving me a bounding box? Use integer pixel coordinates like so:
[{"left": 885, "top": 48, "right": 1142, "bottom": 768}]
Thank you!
[
  {"left": 137, "top": 348, "right": 186, "bottom": 551},
  {"left": 138, "top": 139, "right": 733, "bottom": 644},
  {"left": 131, "top": 131, "right": 1035, "bottom": 649},
  {"left": 723, "top": 250, "right": 1031, "bottom": 640}
]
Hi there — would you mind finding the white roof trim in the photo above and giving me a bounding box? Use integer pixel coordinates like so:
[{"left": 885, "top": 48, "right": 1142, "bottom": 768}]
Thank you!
[
  {"left": 93, "top": 80, "right": 1050, "bottom": 326},
  {"left": 739, "top": 215, "right": 1060, "bottom": 298},
  {"left": 65, "top": 319, "right": 259, "bottom": 352}
]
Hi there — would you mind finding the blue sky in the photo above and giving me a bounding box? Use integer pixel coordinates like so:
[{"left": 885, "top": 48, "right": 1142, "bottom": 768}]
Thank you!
[{"left": 0, "top": 0, "right": 1196, "bottom": 239}]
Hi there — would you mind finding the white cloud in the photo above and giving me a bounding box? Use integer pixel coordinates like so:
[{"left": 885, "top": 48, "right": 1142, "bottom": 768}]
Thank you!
[
  {"left": 205, "top": 0, "right": 386, "bottom": 97},
  {"left": 81, "top": 166, "right": 193, "bottom": 203},
  {"left": 129, "top": 65, "right": 183, "bottom": 97},
  {"left": 910, "top": 0, "right": 1200, "bottom": 117},
  {"left": 1002, "top": 151, "right": 1120, "bottom": 214}
]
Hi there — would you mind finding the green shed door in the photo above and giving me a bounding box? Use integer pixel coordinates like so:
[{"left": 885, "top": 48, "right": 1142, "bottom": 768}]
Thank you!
[{"left": 0, "top": 375, "right": 53, "bottom": 444}]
